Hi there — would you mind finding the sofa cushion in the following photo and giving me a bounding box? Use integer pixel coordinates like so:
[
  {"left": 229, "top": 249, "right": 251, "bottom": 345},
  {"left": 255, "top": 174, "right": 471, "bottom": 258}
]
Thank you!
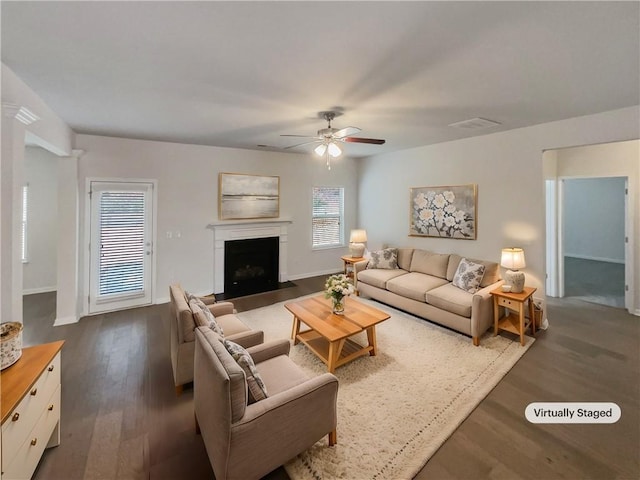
[
  {"left": 426, "top": 284, "right": 473, "bottom": 318},
  {"left": 397, "top": 248, "right": 415, "bottom": 271},
  {"left": 409, "top": 250, "right": 450, "bottom": 278},
  {"left": 386, "top": 272, "right": 449, "bottom": 302},
  {"left": 452, "top": 258, "right": 486, "bottom": 293},
  {"left": 189, "top": 298, "right": 224, "bottom": 336},
  {"left": 367, "top": 248, "right": 399, "bottom": 269},
  {"left": 223, "top": 339, "right": 268, "bottom": 403},
  {"left": 357, "top": 268, "right": 408, "bottom": 289},
  {"left": 447, "top": 254, "right": 501, "bottom": 287}
]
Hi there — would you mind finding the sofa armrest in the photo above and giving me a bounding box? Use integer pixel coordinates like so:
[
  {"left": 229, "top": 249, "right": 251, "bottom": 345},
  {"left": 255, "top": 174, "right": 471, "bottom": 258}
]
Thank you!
[
  {"left": 247, "top": 339, "right": 291, "bottom": 363},
  {"left": 226, "top": 330, "right": 264, "bottom": 349},
  {"left": 470, "top": 280, "right": 504, "bottom": 340},
  {"left": 354, "top": 260, "right": 369, "bottom": 274},
  {"left": 196, "top": 295, "right": 218, "bottom": 306},
  {"left": 208, "top": 301, "right": 235, "bottom": 316}
]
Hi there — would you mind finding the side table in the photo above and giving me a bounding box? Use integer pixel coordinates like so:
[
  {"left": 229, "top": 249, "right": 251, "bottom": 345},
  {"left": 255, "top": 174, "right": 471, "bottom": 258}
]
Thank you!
[
  {"left": 491, "top": 286, "right": 537, "bottom": 346},
  {"left": 341, "top": 255, "right": 365, "bottom": 293}
]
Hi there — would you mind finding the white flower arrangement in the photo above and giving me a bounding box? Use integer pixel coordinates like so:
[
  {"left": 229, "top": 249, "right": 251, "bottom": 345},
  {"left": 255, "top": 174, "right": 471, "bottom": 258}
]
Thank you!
[
  {"left": 324, "top": 274, "right": 355, "bottom": 301},
  {"left": 412, "top": 190, "right": 474, "bottom": 238}
]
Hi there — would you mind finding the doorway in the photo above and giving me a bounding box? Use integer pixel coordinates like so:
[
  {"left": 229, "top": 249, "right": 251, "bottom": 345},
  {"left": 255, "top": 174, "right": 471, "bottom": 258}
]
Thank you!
[
  {"left": 562, "top": 177, "right": 626, "bottom": 308},
  {"left": 88, "top": 181, "right": 155, "bottom": 313}
]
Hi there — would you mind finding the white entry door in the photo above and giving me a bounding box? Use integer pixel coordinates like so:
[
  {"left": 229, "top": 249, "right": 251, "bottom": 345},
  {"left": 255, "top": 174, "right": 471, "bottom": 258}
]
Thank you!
[{"left": 89, "top": 181, "right": 154, "bottom": 313}]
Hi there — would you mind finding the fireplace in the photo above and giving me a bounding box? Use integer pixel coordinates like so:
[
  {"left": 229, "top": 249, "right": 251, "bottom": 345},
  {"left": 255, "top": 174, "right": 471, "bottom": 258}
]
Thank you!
[
  {"left": 224, "top": 236, "right": 279, "bottom": 297},
  {"left": 208, "top": 220, "right": 291, "bottom": 295}
]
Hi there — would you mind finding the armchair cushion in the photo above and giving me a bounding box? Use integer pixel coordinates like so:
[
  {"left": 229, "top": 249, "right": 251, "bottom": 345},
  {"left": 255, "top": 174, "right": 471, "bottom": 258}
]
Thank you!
[{"left": 223, "top": 339, "right": 268, "bottom": 403}]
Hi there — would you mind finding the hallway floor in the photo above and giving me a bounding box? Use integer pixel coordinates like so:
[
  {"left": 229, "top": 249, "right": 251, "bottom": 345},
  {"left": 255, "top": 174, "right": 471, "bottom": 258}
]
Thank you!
[{"left": 564, "top": 256, "right": 625, "bottom": 309}]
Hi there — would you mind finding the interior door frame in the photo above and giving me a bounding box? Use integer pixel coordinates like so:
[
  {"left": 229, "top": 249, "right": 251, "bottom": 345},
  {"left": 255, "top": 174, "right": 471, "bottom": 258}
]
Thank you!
[
  {"left": 548, "top": 175, "right": 633, "bottom": 313},
  {"left": 83, "top": 177, "right": 158, "bottom": 316}
]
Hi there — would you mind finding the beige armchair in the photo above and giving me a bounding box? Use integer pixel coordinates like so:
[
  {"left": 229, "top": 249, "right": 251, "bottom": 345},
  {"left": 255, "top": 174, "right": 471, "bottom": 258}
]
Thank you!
[
  {"left": 194, "top": 327, "right": 338, "bottom": 480},
  {"left": 169, "top": 284, "right": 264, "bottom": 394}
]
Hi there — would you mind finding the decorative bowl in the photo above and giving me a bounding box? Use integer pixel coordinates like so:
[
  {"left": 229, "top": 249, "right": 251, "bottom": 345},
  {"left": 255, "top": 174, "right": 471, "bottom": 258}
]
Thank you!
[{"left": 1, "top": 322, "right": 23, "bottom": 370}]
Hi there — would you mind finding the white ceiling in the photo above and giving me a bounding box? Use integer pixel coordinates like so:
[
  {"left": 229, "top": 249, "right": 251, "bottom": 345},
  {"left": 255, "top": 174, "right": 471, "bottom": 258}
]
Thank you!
[{"left": 2, "top": 1, "right": 639, "bottom": 158}]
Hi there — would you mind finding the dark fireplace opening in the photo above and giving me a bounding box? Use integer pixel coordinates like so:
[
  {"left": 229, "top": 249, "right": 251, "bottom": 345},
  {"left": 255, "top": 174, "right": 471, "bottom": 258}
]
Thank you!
[{"left": 224, "top": 236, "right": 279, "bottom": 298}]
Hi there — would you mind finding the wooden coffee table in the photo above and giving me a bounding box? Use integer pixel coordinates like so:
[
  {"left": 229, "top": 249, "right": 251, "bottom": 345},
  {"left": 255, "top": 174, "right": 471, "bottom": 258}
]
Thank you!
[{"left": 285, "top": 295, "right": 390, "bottom": 373}]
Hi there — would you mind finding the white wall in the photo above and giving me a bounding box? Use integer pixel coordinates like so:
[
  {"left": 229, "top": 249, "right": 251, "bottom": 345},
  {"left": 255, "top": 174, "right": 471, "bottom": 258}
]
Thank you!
[
  {"left": 563, "top": 177, "right": 626, "bottom": 263},
  {"left": 1, "top": 63, "right": 74, "bottom": 323},
  {"left": 358, "top": 107, "right": 640, "bottom": 314},
  {"left": 75, "top": 134, "right": 359, "bottom": 309},
  {"left": 23, "top": 146, "right": 59, "bottom": 293}
]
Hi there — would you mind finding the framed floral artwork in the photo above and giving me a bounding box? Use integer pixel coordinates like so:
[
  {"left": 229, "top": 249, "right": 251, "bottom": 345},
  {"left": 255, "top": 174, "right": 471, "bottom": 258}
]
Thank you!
[{"left": 409, "top": 184, "right": 477, "bottom": 239}]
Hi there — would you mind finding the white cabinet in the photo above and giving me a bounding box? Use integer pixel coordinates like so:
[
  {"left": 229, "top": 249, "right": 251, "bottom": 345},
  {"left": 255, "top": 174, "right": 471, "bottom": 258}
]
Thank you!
[{"left": 1, "top": 341, "right": 64, "bottom": 480}]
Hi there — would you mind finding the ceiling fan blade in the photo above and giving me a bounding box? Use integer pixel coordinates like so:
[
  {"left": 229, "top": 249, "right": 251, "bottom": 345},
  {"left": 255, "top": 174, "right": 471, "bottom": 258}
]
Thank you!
[
  {"left": 343, "top": 137, "right": 386, "bottom": 145},
  {"left": 332, "top": 126, "right": 361, "bottom": 139},
  {"left": 283, "top": 139, "right": 321, "bottom": 149},
  {"left": 280, "top": 134, "right": 319, "bottom": 139}
]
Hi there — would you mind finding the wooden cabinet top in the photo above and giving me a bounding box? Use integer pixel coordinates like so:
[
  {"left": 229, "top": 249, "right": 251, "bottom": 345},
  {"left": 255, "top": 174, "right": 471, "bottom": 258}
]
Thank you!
[{"left": 1, "top": 340, "right": 64, "bottom": 424}]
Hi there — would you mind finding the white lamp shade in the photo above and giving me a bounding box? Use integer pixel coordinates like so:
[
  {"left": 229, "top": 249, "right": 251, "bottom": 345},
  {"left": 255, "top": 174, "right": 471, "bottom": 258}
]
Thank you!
[
  {"left": 314, "top": 143, "right": 327, "bottom": 156},
  {"left": 500, "top": 248, "right": 526, "bottom": 270},
  {"left": 327, "top": 142, "right": 342, "bottom": 157},
  {"left": 349, "top": 229, "right": 368, "bottom": 243}
]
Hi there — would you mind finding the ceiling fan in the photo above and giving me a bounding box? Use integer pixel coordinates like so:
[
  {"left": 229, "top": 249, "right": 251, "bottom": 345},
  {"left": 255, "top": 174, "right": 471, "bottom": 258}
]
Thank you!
[{"left": 281, "top": 111, "right": 386, "bottom": 169}]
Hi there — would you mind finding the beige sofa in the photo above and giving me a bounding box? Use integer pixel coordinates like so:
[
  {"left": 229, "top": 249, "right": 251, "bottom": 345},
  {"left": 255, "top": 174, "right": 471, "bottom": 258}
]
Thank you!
[
  {"left": 355, "top": 248, "right": 502, "bottom": 346},
  {"left": 169, "top": 284, "right": 264, "bottom": 393},
  {"left": 194, "top": 327, "right": 338, "bottom": 480}
]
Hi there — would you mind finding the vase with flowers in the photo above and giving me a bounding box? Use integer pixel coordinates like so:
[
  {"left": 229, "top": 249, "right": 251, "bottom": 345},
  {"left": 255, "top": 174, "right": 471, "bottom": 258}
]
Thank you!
[{"left": 324, "top": 273, "right": 355, "bottom": 315}]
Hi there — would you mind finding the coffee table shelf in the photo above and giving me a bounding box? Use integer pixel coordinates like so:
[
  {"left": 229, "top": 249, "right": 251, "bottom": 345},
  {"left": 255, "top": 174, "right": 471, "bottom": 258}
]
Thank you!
[{"left": 296, "top": 329, "right": 371, "bottom": 371}]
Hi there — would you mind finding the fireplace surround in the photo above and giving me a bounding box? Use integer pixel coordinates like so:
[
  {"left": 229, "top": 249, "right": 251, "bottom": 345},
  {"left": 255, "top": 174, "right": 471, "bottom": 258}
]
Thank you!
[{"left": 208, "top": 220, "right": 291, "bottom": 295}]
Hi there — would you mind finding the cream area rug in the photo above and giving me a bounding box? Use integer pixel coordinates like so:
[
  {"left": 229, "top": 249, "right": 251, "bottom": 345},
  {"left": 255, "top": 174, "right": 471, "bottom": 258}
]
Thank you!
[{"left": 237, "top": 295, "right": 534, "bottom": 480}]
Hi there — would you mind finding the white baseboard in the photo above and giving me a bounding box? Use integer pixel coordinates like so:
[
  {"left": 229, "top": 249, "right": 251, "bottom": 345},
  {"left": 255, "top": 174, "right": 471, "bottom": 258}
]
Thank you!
[
  {"left": 634, "top": 309, "right": 640, "bottom": 317},
  {"left": 54, "top": 315, "right": 78, "bottom": 326},
  {"left": 564, "top": 254, "right": 624, "bottom": 264},
  {"left": 23, "top": 286, "right": 57, "bottom": 295},
  {"left": 289, "top": 268, "right": 339, "bottom": 281}
]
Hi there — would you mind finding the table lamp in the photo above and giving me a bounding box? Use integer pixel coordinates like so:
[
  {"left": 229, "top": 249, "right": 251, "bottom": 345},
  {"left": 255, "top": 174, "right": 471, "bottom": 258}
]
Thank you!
[
  {"left": 500, "top": 247, "right": 526, "bottom": 293},
  {"left": 349, "top": 229, "right": 367, "bottom": 258}
]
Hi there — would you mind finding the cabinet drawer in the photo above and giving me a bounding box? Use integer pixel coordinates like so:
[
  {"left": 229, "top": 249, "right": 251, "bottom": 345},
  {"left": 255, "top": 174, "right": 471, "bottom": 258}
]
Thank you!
[
  {"left": 1, "top": 352, "right": 60, "bottom": 468},
  {"left": 2, "top": 384, "right": 61, "bottom": 480},
  {"left": 497, "top": 296, "right": 521, "bottom": 310}
]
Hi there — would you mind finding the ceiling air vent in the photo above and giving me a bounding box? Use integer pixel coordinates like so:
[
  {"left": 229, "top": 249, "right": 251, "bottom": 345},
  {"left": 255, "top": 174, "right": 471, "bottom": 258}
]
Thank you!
[{"left": 448, "top": 117, "right": 501, "bottom": 129}]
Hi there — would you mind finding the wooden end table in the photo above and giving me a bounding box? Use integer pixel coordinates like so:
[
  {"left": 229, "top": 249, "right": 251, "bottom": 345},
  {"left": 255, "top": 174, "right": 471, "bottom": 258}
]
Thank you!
[
  {"left": 491, "top": 286, "right": 537, "bottom": 346},
  {"left": 341, "top": 255, "right": 365, "bottom": 294},
  {"left": 285, "top": 295, "right": 390, "bottom": 373}
]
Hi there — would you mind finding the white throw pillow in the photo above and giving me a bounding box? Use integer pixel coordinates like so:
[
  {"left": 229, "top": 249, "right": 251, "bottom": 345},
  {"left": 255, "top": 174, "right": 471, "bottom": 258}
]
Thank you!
[
  {"left": 222, "top": 339, "right": 268, "bottom": 403},
  {"left": 452, "top": 258, "right": 486, "bottom": 293},
  {"left": 366, "top": 248, "right": 399, "bottom": 269}
]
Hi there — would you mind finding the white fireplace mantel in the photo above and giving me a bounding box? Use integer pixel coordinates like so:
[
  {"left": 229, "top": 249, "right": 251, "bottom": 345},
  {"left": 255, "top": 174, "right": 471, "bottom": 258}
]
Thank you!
[{"left": 207, "top": 220, "right": 291, "bottom": 294}]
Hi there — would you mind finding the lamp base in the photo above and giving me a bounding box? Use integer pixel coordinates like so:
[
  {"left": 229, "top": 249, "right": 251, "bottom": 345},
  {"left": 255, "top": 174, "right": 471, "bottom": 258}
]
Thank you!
[
  {"left": 504, "top": 270, "right": 525, "bottom": 293},
  {"left": 349, "top": 243, "right": 365, "bottom": 258}
]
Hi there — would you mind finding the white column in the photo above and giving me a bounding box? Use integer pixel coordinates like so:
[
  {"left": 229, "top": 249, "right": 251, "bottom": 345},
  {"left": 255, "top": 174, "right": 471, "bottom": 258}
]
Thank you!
[
  {"left": 1, "top": 104, "right": 27, "bottom": 323},
  {"left": 55, "top": 149, "right": 83, "bottom": 325}
]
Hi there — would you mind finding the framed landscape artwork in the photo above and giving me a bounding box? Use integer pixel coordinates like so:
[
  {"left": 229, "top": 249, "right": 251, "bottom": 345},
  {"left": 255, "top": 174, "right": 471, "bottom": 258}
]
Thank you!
[
  {"left": 219, "top": 173, "right": 280, "bottom": 220},
  {"left": 409, "top": 184, "right": 477, "bottom": 239}
]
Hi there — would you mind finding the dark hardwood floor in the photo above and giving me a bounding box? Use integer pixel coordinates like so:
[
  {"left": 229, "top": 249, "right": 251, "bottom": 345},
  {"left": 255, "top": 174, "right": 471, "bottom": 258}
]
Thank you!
[{"left": 22, "top": 277, "right": 639, "bottom": 480}]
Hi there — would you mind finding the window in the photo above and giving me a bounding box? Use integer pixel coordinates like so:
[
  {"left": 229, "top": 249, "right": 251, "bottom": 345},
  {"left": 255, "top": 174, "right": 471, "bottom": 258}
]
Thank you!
[
  {"left": 21, "top": 184, "right": 28, "bottom": 263},
  {"left": 312, "top": 187, "right": 344, "bottom": 249}
]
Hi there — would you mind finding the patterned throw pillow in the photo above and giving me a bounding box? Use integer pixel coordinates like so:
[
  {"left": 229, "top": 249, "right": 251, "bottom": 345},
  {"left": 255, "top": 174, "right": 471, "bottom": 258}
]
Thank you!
[
  {"left": 452, "top": 258, "right": 486, "bottom": 293},
  {"left": 222, "top": 339, "right": 268, "bottom": 403},
  {"left": 366, "top": 248, "right": 399, "bottom": 270},
  {"left": 188, "top": 298, "right": 224, "bottom": 336}
]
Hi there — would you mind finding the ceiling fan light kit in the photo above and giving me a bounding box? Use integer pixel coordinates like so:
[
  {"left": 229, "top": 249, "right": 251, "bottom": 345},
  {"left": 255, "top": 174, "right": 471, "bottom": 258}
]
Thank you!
[{"left": 282, "top": 110, "right": 386, "bottom": 170}]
